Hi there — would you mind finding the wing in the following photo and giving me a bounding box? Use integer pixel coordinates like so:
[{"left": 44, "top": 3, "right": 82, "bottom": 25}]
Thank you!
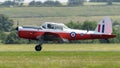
[{"left": 42, "top": 32, "right": 63, "bottom": 43}]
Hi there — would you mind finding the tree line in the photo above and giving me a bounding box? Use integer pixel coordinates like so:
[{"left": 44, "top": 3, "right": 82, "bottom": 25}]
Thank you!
[
  {"left": 1, "top": 0, "right": 119, "bottom": 7},
  {"left": 90, "top": 0, "right": 120, "bottom": 5},
  {"left": 90, "top": 0, "right": 120, "bottom": 2},
  {"left": 0, "top": 14, "right": 120, "bottom": 44},
  {"left": 0, "top": 0, "right": 84, "bottom": 7}
]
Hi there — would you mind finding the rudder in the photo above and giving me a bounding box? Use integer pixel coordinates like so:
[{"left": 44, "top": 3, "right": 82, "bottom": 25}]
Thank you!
[{"left": 95, "top": 17, "right": 112, "bottom": 35}]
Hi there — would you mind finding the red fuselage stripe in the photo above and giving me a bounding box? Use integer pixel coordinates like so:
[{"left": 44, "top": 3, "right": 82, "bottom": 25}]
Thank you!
[{"left": 18, "top": 30, "right": 116, "bottom": 41}]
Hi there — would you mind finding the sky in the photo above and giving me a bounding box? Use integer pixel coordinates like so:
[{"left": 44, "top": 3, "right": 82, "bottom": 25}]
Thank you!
[{"left": 0, "top": 0, "right": 68, "bottom": 3}]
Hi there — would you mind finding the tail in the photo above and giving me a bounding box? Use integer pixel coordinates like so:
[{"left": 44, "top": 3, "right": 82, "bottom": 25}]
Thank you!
[{"left": 95, "top": 17, "right": 112, "bottom": 35}]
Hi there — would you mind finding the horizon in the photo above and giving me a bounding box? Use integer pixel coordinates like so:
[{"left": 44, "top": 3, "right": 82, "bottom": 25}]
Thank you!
[{"left": 0, "top": 0, "right": 68, "bottom": 3}]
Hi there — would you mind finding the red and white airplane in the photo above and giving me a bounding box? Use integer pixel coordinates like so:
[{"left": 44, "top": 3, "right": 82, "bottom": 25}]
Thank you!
[{"left": 16, "top": 17, "right": 116, "bottom": 51}]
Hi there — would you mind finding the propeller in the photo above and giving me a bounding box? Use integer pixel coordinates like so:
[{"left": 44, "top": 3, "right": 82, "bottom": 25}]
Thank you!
[
  {"left": 15, "top": 20, "right": 20, "bottom": 40},
  {"left": 16, "top": 21, "right": 19, "bottom": 31}
]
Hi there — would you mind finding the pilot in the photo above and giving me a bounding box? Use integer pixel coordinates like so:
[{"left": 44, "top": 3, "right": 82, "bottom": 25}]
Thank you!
[{"left": 48, "top": 24, "right": 54, "bottom": 29}]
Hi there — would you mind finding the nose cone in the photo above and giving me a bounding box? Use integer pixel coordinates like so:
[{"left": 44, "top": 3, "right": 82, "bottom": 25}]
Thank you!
[{"left": 16, "top": 27, "right": 18, "bottom": 31}]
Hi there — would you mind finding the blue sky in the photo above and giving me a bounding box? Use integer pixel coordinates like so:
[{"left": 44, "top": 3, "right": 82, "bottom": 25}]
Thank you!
[{"left": 0, "top": 0, "right": 68, "bottom": 3}]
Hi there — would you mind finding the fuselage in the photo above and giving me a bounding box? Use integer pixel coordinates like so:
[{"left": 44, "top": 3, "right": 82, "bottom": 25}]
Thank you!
[{"left": 18, "top": 26, "right": 116, "bottom": 42}]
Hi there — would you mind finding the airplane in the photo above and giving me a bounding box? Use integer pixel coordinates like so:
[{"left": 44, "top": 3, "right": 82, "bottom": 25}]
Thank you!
[{"left": 16, "top": 17, "right": 116, "bottom": 51}]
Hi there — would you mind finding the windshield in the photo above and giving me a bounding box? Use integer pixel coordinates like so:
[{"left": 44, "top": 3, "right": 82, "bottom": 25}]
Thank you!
[
  {"left": 41, "top": 23, "right": 69, "bottom": 30},
  {"left": 62, "top": 24, "right": 69, "bottom": 29}
]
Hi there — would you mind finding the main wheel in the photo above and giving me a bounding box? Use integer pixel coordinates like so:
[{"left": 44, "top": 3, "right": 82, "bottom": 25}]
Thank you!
[{"left": 35, "top": 45, "right": 42, "bottom": 51}]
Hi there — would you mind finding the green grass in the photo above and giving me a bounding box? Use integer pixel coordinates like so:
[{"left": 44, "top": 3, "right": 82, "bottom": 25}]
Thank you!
[
  {"left": 2, "top": 6, "right": 118, "bottom": 26},
  {"left": 0, "top": 6, "right": 120, "bottom": 17},
  {"left": 0, "top": 4, "right": 120, "bottom": 26},
  {"left": 0, "top": 6, "right": 120, "bottom": 25},
  {"left": 85, "top": 2, "right": 107, "bottom": 5},
  {"left": 12, "top": 16, "right": 120, "bottom": 26},
  {"left": 0, "top": 51, "right": 120, "bottom": 68},
  {"left": 1, "top": 44, "right": 120, "bottom": 51},
  {"left": 0, "top": 44, "right": 120, "bottom": 68}
]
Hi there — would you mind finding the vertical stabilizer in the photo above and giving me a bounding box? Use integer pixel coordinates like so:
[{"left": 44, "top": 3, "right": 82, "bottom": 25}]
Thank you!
[{"left": 95, "top": 17, "right": 112, "bottom": 35}]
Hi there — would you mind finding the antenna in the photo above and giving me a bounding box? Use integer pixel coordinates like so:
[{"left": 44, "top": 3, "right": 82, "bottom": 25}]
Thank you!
[{"left": 87, "top": 26, "right": 89, "bottom": 32}]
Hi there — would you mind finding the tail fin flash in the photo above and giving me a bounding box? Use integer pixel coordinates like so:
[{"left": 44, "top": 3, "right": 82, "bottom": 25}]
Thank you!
[{"left": 95, "top": 17, "right": 112, "bottom": 35}]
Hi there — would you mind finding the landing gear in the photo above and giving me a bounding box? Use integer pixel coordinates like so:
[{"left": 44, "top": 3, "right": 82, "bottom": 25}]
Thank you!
[
  {"left": 35, "top": 45, "right": 42, "bottom": 51},
  {"left": 35, "top": 37, "right": 43, "bottom": 51}
]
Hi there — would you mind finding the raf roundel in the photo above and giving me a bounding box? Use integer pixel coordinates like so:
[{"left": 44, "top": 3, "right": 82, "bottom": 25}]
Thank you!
[{"left": 70, "top": 32, "right": 76, "bottom": 38}]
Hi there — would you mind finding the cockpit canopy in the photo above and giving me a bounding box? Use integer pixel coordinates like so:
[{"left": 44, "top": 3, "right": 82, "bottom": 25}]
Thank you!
[{"left": 41, "top": 22, "right": 69, "bottom": 30}]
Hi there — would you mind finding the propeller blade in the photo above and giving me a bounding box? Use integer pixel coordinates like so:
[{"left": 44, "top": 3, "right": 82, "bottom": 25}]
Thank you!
[{"left": 16, "top": 21, "right": 19, "bottom": 31}]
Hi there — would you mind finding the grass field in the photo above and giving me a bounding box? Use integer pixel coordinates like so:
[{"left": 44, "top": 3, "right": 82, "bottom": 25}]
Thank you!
[
  {"left": 0, "top": 3, "right": 120, "bottom": 26},
  {"left": 0, "top": 44, "right": 120, "bottom": 68},
  {"left": 13, "top": 16, "right": 120, "bottom": 26},
  {"left": 2, "top": 6, "right": 118, "bottom": 26},
  {"left": 1, "top": 6, "right": 120, "bottom": 17}
]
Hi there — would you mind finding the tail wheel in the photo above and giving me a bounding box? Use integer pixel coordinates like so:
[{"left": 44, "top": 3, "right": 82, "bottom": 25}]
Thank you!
[{"left": 35, "top": 45, "right": 42, "bottom": 51}]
